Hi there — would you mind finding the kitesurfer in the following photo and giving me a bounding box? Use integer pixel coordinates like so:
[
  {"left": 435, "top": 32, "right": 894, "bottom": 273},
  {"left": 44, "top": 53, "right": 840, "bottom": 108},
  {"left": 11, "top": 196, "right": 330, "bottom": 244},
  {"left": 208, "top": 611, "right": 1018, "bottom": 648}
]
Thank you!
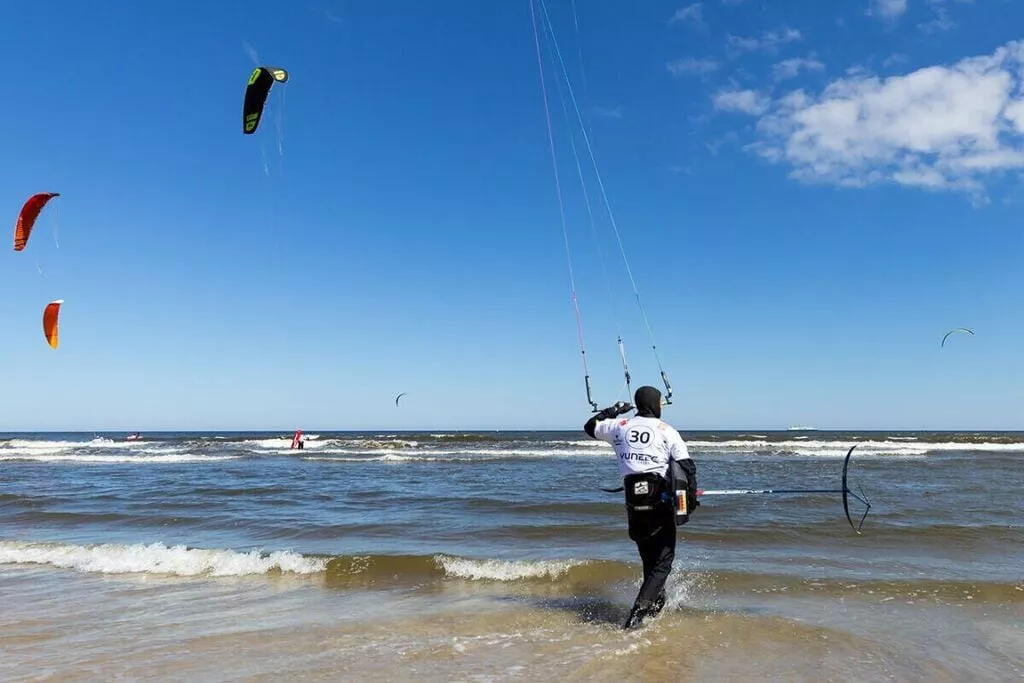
[{"left": 585, "top": 385, "right": 698, "bottom": 630}]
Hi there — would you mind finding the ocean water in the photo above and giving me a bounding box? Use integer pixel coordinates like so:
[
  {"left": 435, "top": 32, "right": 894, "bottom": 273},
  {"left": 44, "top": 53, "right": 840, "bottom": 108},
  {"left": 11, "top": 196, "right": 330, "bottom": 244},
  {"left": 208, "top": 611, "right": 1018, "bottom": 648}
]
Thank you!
[{"left": 1, "top": 430, "right": 1021, "bottom": 681}]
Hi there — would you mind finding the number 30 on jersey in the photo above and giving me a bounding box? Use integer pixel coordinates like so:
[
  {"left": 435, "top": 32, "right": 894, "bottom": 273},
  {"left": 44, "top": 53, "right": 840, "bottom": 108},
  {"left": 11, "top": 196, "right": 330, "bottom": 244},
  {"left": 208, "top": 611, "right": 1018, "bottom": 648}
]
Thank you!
[{"left": 628, "top": 429, "right": 652, "bottom": 445}]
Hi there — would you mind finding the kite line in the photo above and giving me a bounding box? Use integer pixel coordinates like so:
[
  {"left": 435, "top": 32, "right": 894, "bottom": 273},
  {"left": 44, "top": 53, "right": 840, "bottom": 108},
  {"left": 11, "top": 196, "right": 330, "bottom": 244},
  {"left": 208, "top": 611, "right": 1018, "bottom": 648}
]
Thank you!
[{"left": 529, "top": 0, "right": 672, "bottom": 411}]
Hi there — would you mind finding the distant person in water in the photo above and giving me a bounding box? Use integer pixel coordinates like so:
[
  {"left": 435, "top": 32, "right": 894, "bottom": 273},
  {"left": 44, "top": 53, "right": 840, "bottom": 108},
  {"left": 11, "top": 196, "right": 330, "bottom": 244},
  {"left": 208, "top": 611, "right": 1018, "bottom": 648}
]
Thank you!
[
  {"left": 584, "top": 385, "right": 699, "bottom": 630},
  {"left": 291, "top": 430, "right": 304, "bottom": 450}
]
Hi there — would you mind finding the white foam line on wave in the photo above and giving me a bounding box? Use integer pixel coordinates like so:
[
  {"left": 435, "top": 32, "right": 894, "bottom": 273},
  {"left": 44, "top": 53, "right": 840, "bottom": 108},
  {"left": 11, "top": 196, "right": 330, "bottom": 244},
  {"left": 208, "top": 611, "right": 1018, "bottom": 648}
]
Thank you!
[
  {"left": 246, "top": 438, "right": 392, "bottom": 451},
  {"left": 0, "top": 540, "right": 324, "bottom": 576},
  {"left": 300, "top": 448, "right": 610, "bottom": 458},
  {"left": 303, "top": 455, "right": 448, "bottom": 463},
  {"left": 0, "top": 454, "right": 239, "bottom": 463},
  {"left": 0, "top": 446, "right": 189, "bottom": 457},
  {"left": 687, "top": 439, "right": 1024, "bottom": 454},
  {"left": 1, "top": 440, "right": 80, "bottom": 453},
  {"left": 434, "top": 554, "right": 586, "bottom": 581}
]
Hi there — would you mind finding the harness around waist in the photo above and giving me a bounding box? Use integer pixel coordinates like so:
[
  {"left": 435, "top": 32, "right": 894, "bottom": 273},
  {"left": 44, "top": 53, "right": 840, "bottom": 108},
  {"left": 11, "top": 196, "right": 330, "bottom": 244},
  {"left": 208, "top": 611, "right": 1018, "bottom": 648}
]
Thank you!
[{"left": 622, "top": 472, "right": 670, "bottom": 511}]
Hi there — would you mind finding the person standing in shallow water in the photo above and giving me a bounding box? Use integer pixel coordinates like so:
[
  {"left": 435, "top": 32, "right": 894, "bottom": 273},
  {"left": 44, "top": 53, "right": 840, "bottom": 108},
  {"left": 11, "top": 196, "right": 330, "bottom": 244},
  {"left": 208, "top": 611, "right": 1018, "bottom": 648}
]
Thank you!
[{"left": 584, "top": 385, "right": 699, "bottom": 629}]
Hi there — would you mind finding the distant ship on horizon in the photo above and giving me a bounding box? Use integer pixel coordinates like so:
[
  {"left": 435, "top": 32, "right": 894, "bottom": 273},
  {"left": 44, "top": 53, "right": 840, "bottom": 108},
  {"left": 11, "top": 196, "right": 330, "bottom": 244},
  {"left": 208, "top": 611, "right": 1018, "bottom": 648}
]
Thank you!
[{"left": 786, "top": 426, "right": 818, "bottom": 431}]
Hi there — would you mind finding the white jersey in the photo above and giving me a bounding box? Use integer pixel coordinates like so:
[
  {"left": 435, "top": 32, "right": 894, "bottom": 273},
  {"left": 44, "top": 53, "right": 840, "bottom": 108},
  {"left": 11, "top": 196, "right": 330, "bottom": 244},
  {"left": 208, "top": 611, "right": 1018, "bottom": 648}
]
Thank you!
[{"left": 593, "top": 415, "right": 691, "bottom": 478}]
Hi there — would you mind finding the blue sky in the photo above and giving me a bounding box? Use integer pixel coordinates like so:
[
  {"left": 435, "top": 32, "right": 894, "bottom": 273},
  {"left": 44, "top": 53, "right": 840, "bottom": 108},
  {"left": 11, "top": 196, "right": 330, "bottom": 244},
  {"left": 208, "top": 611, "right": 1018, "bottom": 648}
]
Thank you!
[{"left": 1, "top": 0, "right": 1022, "bottom": 431}]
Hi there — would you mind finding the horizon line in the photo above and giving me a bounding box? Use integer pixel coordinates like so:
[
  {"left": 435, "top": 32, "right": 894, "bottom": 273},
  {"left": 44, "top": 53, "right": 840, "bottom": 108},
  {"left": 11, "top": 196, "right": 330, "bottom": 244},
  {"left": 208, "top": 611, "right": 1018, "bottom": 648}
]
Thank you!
[{"left": 2, "top": 427, "right": 1023, "bottom": 434}]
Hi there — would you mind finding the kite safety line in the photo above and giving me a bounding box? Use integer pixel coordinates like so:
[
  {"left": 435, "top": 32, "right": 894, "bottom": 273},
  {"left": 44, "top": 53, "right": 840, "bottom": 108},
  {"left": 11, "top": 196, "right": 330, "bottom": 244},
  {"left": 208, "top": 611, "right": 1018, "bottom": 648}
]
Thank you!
[
  {"left": 530, "top": 0, "right": 597, "bottom": 411},
  {"left": 530, "top": 0, "right": 672, "bottom": 409},
  {"left": 275, "top": 81, "right": 287, "bottom": 178},
  {"left": 601, "top": 446, "right": 873, "bottom": 534},
  {"left": 52, "top": 196, "right": 61, "bottom": 250},
  {"left": 542, "top": 14, "right": 632, "bottom": 402},
  {"left": 568, "top": 0, "right": 593, "bottom": 143}
]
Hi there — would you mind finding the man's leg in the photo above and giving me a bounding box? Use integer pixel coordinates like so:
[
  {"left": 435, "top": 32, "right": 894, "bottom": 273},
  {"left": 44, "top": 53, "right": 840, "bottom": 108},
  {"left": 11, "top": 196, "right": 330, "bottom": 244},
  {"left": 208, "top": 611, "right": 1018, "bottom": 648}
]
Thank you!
[
  {"left": 624, "top": 522, "right": 676, "bottom": 628},
  {"left": 636, "top": 523, "right": 676, "bottom": 605}
]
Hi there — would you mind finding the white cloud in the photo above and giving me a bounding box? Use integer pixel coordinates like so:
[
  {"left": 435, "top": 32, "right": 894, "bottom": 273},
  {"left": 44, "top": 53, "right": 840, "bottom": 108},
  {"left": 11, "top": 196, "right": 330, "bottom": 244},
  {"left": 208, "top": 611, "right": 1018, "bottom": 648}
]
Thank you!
[
  {"left": 321, "top": 8, "right": 344, "bottom": 28},
  {"left": 670, "top": 4, "right": 704, "bottom": 27},
  {"left": 592, "top": 105, "right": 624, "bottom": 119},
  {"left": 713, "top": 88, "right": 771, "bottom": 115},
  {"left": 882, "top": 53, "right": 909, "bottom": 69},
  {"left": 868, "top": 0, "right": 909, "bottom": 19},
  {"left": 726, "top": 28, "right": 802, "bottom": 57},
  {"left": 918, "top": 7, "right": 956, "bottom": 33},
  {"left": 727, "top": 41, "right": 1024, "bottom": 195},
  {"left": 1006, "top": 100, "right": 1024, "bottom": 130},
  {"left": 705, "top": 131, "right": 740, "bottom": 155},
  {"left": 918, "top": 0, "right": 976, "bottom": 33},
  {"left": 773, "top": 56, "right": 825, "bottom": 81},
  {"left": 727, "top": 35, "right": 761, "bottom": 53},
  {"left": 667, "top": 57, "right": 720, "bottom": 76}
]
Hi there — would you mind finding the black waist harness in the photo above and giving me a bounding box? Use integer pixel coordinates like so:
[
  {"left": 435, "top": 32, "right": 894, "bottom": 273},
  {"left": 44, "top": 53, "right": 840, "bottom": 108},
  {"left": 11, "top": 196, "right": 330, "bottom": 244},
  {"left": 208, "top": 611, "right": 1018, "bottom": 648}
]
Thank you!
[{"left": 622, "top": 459, "right": 700, "bottom": 541}]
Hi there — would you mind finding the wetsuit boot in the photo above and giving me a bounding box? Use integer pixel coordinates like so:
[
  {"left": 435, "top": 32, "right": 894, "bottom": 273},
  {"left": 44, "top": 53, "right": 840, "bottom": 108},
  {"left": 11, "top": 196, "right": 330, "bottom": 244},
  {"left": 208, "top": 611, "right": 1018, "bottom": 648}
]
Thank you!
[
  {"left": 623, "top": 602, "right": 649, "bottom": 630},
  {"left": 623, "top": 589, "right": 668, "bottom": 630}
]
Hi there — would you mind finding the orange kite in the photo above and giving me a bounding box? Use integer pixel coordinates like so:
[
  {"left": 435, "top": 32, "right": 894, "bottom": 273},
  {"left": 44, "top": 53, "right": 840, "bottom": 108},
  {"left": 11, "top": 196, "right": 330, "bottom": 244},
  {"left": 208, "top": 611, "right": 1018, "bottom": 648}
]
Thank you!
[{"left": 43, "top": 300, "right": 63, "bottom": 349}]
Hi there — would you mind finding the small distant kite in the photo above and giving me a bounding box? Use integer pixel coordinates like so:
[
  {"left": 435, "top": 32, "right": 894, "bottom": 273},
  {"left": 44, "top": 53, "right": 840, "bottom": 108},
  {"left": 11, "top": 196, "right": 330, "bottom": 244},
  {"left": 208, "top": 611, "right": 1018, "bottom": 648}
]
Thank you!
[
  {"left": 395, "top": 393, "right": 407, "bottom": 407},
  {"left": 243, "top": 66, "right": 288, "bottom": 134},
  {"left": 14, "top": 192, "right": 59, "bottom": 251},
  {"left": 941, "top": 328, "right": 974, "bottom": 348},
  {"left": 43, "top": 300, "right": 63, "bottom": 349}
]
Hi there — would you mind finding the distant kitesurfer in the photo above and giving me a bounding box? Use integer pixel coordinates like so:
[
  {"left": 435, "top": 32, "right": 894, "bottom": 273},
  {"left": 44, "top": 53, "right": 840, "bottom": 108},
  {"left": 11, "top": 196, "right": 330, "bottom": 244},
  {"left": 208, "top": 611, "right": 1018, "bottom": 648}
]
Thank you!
[{"left": 585, "top": 385, "right": 699, "bottom": 630}]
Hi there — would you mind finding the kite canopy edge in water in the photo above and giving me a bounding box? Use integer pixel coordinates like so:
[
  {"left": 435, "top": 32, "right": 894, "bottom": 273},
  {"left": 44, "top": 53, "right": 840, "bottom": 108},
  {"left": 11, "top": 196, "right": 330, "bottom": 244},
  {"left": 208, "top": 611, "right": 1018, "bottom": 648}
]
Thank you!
[{"left": 14, "top": 192, "right": 60, "bottom": 251}]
